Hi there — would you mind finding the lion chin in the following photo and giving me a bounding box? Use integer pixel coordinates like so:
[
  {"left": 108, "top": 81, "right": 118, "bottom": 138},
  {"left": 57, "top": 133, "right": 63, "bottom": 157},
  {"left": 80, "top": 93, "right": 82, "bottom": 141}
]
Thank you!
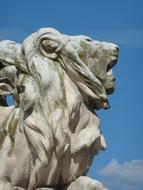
[{"left": 0, "top": 27, "right": 119, "bottom": 190}]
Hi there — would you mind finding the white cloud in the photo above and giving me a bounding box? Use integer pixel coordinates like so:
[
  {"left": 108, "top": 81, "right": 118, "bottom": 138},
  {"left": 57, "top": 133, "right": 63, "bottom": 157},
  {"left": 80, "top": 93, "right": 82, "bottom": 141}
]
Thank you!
[{"left": 96, "top": 159, "right": 143, "bottom": 190}]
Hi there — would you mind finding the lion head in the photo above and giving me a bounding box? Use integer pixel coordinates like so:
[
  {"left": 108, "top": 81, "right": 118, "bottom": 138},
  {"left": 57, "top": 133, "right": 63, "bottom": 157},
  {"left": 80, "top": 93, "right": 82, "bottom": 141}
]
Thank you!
[{"left": 35, "top": 28, "right": 119, "bottom": 110}]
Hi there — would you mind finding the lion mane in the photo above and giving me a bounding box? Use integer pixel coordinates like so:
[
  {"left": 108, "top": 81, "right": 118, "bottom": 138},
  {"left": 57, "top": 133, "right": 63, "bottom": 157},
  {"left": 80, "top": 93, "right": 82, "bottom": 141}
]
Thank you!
[{"left": 0, "top": 28, "right": 119, "bottom": 190}]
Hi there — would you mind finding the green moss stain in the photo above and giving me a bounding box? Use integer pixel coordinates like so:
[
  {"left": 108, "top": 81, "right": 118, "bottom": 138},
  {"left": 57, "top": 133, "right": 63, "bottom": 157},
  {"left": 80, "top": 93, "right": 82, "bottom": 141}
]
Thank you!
[
  {"left": 0, "top": 130, "right": 7, "bottom": 150},
  {"left": 8, "top": 112, "right": 18, "bottom": 157},
  {"left": 0, "top": 109, "right": 18, "bottom": 157},
  {"left": 79, "top": 43, "right": 89, "bottom": 65},
  {"left": 0, "top": 113, "right": 9, "bottom": 150},
  {"left": 54, "top": 63, "right": 67, "bottom": 109}
]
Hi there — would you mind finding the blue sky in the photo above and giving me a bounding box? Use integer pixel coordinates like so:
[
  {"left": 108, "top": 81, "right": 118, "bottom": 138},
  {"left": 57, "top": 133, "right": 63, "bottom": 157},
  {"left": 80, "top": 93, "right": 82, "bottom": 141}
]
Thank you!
[{"left": 0, "top": 0, "right": 143, "bottom": 189}]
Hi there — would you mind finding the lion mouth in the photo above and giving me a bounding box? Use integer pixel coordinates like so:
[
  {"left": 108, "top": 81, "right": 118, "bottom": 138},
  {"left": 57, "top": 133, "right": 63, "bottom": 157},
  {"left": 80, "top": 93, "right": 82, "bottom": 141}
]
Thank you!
[
  {"left": 106, "top": 59, "right": 117, "bottom": 74},
  {"left": 104, "top": 58, "right": 118, "bottom": 95}
]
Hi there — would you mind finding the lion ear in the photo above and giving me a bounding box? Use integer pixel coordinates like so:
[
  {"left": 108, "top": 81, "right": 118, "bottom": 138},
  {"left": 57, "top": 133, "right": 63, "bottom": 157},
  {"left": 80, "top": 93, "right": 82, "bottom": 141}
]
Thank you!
[{"left": 38, "top": 35, "right": 61, "bottom": 59}]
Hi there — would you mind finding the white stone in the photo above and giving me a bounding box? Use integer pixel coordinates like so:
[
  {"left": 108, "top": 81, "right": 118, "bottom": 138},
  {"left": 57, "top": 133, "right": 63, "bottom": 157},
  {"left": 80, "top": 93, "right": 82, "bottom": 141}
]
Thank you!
[{"left": 0, "top": 28, "right": 119, "bottom": 190}]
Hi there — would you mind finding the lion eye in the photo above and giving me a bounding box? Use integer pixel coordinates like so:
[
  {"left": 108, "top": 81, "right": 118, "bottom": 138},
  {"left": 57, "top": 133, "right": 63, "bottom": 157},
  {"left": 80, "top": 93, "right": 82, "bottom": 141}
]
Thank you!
[{"left": 85, "top": 39, "right": 92, "bottom": 42}]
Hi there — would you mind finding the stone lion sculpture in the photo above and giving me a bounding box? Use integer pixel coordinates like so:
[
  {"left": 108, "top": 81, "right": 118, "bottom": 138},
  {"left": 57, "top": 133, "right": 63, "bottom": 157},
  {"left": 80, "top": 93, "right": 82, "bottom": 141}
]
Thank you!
[{"left": 0, "top": 28, "right": 119, "bottom": 190}]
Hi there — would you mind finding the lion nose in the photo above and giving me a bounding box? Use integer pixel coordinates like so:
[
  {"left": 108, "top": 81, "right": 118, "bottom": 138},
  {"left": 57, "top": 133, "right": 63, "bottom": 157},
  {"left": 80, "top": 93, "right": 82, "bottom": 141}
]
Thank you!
[
  {"left": 113, "top": 45, "right": 119, "bottom": 57},
  {"left": 115, "top": 46, "right": 119, "bottom": 52},
  {"left": 116, "top": 46, "right": 119, "bottom": 51}
]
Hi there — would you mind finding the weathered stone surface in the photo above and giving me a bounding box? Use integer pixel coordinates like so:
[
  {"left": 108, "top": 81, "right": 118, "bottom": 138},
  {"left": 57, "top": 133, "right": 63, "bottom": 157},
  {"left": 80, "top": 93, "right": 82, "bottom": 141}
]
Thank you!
[{"left": 0, "top": 28, "right": 119, "bottom": 190}]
